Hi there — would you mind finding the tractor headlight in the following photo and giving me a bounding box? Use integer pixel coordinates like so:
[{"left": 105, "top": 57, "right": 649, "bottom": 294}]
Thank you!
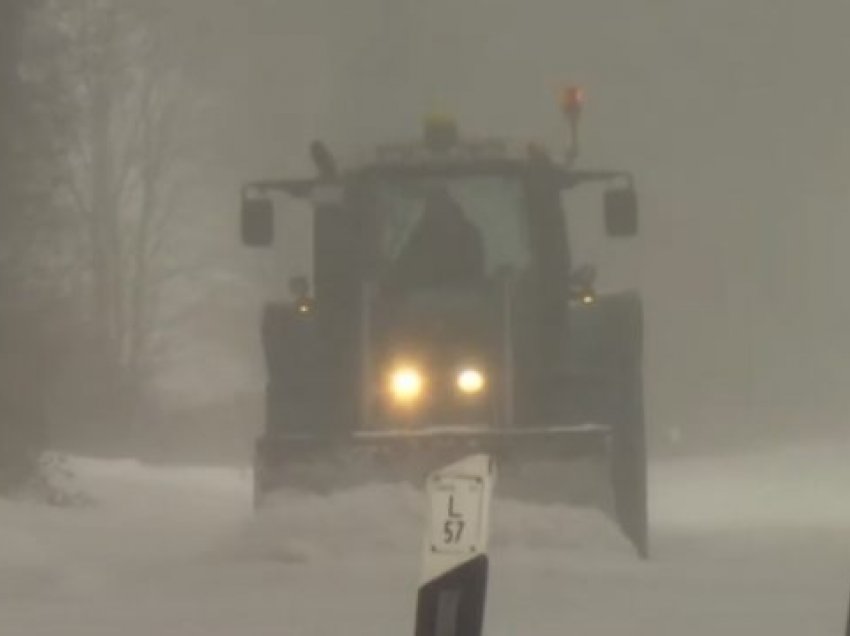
[
  {"left": 388, "top": 366, "right": 425, "bottom": 404},
  {"left": 456, "top": 367, "right": 486, "bottom": 395}
]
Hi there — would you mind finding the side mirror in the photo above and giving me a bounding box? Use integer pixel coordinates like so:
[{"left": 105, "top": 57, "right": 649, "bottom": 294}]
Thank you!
[
  {"left": 241, "top": 196, "right": 274, "bottom": 247},
  {"left": 604, "top": 187, "right": 638, "bottom": 237}
]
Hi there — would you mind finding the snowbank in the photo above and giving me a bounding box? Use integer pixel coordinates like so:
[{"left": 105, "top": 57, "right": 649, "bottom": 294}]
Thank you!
[
  {"left": 0, "top": 437, "right": 847, "bottom": 635},
  {"left": 654, "top": 434, "right": 850, "bottom": 531}
]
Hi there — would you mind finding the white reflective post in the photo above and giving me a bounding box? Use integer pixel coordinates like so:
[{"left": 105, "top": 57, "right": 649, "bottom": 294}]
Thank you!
[{"left": 415, "top": 454, "right": 496, "bottom": 636}]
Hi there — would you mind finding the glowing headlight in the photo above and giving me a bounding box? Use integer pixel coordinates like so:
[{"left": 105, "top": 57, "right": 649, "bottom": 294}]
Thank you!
[
  {"left": 456, "top": 367, "right": 486, "bottom": 395},
  {"left": 389, "top": 366, "right": 425, "bottom": 403}
]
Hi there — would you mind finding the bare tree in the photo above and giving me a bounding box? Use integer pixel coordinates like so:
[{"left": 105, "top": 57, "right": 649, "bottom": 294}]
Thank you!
[
  {"left": 36, "top": 0, "right": 208, "bottom": 434},
  {"left": 0, "top": 0, "right": 59, "bottom": 489}
]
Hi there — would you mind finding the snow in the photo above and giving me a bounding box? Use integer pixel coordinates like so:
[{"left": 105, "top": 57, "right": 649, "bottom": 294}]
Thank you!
[{"left": 0, "top": 437, "right": 848, "bottom": 636}]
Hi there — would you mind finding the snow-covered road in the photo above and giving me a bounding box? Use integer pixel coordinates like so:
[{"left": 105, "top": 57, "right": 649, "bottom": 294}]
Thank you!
[{"left": 1, "top": 436, "right": 848, "bottom": 636}]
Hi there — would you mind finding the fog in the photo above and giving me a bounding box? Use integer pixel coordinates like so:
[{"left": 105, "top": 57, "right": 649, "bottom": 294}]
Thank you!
[
  {"left": 1, "top": 0, "right": 846, "bottom": 463},
  {"left": 161, "top": 0, "right": 850, "bottom": 450},
  {"left": 2, "top": 1, "right": 850, "bottom": 634}
]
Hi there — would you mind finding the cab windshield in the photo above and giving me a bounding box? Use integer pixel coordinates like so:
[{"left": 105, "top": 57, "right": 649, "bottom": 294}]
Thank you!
[{"left": 372, "top": 174, "right": 531, "bottom": 279}]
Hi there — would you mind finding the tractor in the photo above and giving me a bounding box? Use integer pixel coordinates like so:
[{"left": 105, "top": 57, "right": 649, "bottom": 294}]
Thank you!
[{"left": 239, "top": 92, "right": 648, "bottom": 557}]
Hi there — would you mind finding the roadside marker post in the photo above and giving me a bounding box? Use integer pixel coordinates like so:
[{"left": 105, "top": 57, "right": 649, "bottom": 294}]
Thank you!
[{"left": 415, "top": 454, "right": 496, "bottom": 636}]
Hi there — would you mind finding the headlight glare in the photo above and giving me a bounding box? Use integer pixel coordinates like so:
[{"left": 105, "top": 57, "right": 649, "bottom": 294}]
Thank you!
[
  {"left": 456, "top": 367, "right": 486, "bottom": 395},
  {"left": 389, "top": 366, "right": 424, "bottom": 403}
]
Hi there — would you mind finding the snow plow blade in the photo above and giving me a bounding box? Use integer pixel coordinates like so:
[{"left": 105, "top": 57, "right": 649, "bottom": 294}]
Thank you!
[{"left": 254, "top": 423, "right": 648, "bottom": 557}]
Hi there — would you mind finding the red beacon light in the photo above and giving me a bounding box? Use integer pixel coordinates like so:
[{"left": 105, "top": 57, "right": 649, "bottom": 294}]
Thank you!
[
  {"left": 561, "top": 86, "right": 585, "bottom": 119},
  {"left": 560, "top": 85, "right": 585, "bottom": 166}
]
